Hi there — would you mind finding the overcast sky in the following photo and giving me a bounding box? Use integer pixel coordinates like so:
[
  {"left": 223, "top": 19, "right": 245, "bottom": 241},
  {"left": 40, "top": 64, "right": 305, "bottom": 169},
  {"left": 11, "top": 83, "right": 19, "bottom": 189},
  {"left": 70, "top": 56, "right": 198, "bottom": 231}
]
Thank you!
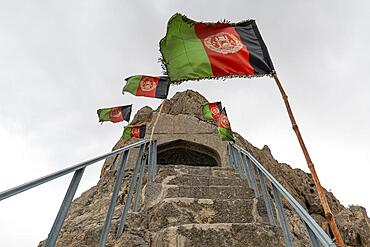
[{"left": 0, "top": 1, "right": 369, "bottom": 246}]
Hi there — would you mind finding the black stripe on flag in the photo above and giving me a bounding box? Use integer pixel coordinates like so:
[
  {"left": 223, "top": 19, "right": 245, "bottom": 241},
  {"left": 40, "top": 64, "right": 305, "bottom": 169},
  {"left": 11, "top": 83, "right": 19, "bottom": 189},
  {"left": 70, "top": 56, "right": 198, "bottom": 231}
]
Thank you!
[
  {"left": 235, "top": 20, "right": 274, "bottom": 75},
  {"left": 122, "top": 104, "right": 132, "bottom": 122},
  {"left": 139, "top": 125, "right": 147, "bottom": 138},
  {"left": 155, "top": 77, "right": 171, "bottom": 99}
]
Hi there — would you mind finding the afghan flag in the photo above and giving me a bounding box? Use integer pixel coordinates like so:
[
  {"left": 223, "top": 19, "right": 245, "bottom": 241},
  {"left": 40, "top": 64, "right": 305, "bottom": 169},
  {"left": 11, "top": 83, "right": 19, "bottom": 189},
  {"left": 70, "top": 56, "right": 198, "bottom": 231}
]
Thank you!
[
  {"left": 122, "top": 124, "right": 146, "bottom": 140},
  {"left": 97, "top": 105, "right": 132, "bottom": 123},
  {"left": 217, "top": 108, "right": 234, "bottom": 142},
  {"left": 202, "top": 102, "right": 222, "bottom": 120},
  {"left": 123, "top": 75, "right": 170, "bottom": 99},
  {"left": 160, "top": 13, "right": 274, "bottom": 83}
]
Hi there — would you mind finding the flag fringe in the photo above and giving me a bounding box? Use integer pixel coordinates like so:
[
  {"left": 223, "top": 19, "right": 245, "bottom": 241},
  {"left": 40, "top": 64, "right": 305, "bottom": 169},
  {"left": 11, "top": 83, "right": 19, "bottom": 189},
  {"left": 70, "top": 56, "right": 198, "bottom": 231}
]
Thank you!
[
  {"left": 175, "top": 13, "right": 254, "bottom": 27},
  {"left": 158, "top": 50, "right": 273, "bottom": 84}
]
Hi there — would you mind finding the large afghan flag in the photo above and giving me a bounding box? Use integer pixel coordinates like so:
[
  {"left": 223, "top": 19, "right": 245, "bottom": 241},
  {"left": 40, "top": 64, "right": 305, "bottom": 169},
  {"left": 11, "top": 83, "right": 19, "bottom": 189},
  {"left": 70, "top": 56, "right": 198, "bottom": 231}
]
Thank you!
[
  {"left": 202, "top": 102, "right": 222, "bottom": 120},
  {"left": 122, "top": 124, "right": 146, "bottom": 140},
  {"left": 217, "top": 108, "right": 234, "bottom": 142},
  {"left": 97, "top": 105, "right": 132, "bottom": 123},
  {"left": 160, "top": 13, "right": 274, "bottom": 83},
  {"left": 123, "top": 75, "right": 170, "bottom": 99}
]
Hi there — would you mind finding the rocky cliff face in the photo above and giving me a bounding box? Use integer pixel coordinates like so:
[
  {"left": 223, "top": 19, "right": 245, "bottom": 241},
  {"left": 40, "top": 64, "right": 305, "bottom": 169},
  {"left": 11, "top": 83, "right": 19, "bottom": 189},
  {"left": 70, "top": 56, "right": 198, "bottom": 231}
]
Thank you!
[{"left": 40, "top": 90, "right": 370, "bottom": 246}]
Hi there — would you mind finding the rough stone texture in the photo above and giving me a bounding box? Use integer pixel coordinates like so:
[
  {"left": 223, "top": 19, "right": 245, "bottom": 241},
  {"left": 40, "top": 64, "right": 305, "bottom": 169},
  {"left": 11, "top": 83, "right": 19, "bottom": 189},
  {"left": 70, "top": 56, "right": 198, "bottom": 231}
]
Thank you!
[
  {"left": 153, "top": 223, "right": 284, "bottom": 247},
  {"left": 101, "top": 90, "right": 228, "bottom": 175},
  {"left": 336, "top": 206, "right": 370, "bottom": 246},
  {"left": 40, "top": 90, "right": 370, "bottom": 247}
]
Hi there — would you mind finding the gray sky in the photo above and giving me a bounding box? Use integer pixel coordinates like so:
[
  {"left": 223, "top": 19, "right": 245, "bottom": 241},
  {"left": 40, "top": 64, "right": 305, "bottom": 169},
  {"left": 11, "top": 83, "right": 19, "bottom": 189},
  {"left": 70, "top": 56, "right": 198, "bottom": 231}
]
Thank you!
[{"left": 0, "top": 0, "right": 369, "bottom": 246}]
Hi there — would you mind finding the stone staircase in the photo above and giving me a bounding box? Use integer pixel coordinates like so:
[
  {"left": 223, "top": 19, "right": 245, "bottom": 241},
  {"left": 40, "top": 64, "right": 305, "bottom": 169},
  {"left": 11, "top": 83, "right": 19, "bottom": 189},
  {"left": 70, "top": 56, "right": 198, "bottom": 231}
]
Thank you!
[{"left": 143, "top": 165, "right": 285, "bottom": 247}]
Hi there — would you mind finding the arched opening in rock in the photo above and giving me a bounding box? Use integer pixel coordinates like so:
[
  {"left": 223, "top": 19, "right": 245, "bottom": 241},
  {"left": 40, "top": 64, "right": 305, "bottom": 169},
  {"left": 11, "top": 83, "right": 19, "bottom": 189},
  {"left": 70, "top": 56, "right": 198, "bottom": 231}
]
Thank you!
[{"left": 157, "top": 139, "right": 220, "bottom": 166}]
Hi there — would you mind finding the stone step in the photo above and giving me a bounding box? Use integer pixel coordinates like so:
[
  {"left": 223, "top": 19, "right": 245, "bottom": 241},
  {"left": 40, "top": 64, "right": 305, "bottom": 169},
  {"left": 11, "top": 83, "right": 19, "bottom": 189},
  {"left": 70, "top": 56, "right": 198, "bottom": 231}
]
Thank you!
[
  {"left": 164, "top": 174, "right": 245, "bottom": 187},
  {"left": 148, "top": 198, "right": 269, "bottom": 231},
  {"left": 164, "top": 185, "right": 253, "bottom": 200},
  {"left": 145, "top": 183, "right": 254, "bottom": 208},
  {"left": 152, "top": 223, "right": 284, "bottom": 247},
  {"left": 156, "top": 165, "right": 240, "bottom": 181}
]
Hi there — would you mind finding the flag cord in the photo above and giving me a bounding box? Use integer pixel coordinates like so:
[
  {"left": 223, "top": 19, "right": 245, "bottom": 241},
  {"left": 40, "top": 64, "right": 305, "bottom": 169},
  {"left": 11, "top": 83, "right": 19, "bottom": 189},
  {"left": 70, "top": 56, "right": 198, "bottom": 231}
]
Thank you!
[
  {"left": 272, "top": 73, "right": 345, "bottom": 246},
  {"left": 149, "top": 102, "right": 164, "bottom": 141}
]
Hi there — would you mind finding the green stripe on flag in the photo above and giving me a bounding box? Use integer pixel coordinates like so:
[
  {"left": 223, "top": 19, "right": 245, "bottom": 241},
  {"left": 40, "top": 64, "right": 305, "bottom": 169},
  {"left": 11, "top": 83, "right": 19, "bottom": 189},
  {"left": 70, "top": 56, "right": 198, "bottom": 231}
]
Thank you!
[
  {"left": 218, "top": 127, "right": 234, "bottom": 141},
  {"left": 97, "top": 108, "right": 112, "bottom": 122},
  {"left": 123, "top": 76, "right": 141, "bottom": 95},
  {"left": 122, "top": 126, "right": 133, "bottom": 140},
  {"left": 160, "top": 14, "right": 212, "bottom": 82},
  {"left": 202, "top": 103, "right": 213, "bottom": 120}
]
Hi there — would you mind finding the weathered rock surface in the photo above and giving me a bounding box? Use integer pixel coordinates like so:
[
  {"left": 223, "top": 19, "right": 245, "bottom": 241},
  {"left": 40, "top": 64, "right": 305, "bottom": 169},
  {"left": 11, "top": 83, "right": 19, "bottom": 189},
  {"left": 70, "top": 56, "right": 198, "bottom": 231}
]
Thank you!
[
  {"left": 39, "top": 90, "right": 370, "bottom": 246},
  {"left": 153, "top": 223, "right": 283, "bottom": 247}
]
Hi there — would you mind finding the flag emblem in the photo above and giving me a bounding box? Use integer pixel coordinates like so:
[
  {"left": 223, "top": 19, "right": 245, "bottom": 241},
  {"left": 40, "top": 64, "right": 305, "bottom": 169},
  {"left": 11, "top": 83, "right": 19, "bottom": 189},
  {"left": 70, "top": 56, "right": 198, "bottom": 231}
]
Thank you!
[
  {"left": 204, "top": 31, "right": 243, "bottom": 54},
  {"left": 131, "top": 127, "right": 140, "bottom": 137},
  {"left": 219, "top": 115, "right": 230, "bottom": 128},
  {"left": 109, "top": 107, "right": 123, "bottom": 122},
  {"left": 210, "top": 105, "right": 220, "bottom": 116},
  {"left": 140, "top": 77, "right": 157, "bottom": 92}
]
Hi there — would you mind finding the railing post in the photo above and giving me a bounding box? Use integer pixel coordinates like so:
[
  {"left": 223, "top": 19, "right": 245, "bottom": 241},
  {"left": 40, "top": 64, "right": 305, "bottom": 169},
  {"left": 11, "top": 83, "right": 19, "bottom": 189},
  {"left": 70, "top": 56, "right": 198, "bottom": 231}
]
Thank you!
[
  {"left": 230, "top": 145, "right": 243, "bottom": 175},
  {"left": 227, "top": 143, "right": 236, "bottom": 170},
  {"left": 99, "top": 150, "right": 129, "bottom": 247},
  {"left": 45, "top": 168, "right": 85, "bottom": 247},
  {"left": 133, "top": 148, "right": 147, "bottom": 212},
  {"left": 235, "top": 149, "right": 249, "bottom": 180},
  {"left": 304, "top": 221, "right": 321, "bottom": 247},
  {"left": 240, "top": 153, "right": 254, "bottom": 190},
  {"left": 245, "top": 155, "right": 260, "bottom": 197},
  {"left": 257, "top": 169, "right": 276, "bottom": 225},
  {"left": 225, "top": 144, "right": 336, "bottom": 246},
  {"left": 116, "top": 144, "right": 145, "bottom": 238},
  {"left": 272, "top": 184, "right": 293, "bottom": 247}
]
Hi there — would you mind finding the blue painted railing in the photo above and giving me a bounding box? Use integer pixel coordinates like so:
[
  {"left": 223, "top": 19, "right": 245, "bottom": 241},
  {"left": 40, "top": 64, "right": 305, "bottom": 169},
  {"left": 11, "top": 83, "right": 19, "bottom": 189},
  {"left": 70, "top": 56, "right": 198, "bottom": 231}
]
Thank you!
[
  {"left": 228, "top": 143, "right": 336, "bottom": 247},
  {"left": 0, "top": 140, "right": 158, "bottom": 247}
]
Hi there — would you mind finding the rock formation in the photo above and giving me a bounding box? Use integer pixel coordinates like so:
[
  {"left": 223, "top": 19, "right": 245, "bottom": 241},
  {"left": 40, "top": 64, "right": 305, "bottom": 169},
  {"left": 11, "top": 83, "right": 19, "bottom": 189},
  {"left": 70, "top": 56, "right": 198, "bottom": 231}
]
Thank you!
[{"left": 40, "top": 90, "right": 370, "bottom": 246}]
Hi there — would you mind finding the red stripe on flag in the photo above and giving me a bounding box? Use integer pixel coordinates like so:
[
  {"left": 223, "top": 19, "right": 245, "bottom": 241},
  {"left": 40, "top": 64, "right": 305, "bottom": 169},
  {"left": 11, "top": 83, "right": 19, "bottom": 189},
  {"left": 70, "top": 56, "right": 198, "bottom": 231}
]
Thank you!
[
  {"left": 131, "top": 126, "right": 141, "bottom": 138},
  {"left": 209, "top": 102, "right": 221, "bottom": 119},
  {"left": 217, "top": 114, "right": 231, "bottom": 129},
  {"left": 136, "top": 76, "right": 160, "bottom": 98},
  {"left": 195, "top": 23, "right": 254, "bottom": 76},
  {"left": 109, "top": 107, "right": 124, "bottom": 123}
]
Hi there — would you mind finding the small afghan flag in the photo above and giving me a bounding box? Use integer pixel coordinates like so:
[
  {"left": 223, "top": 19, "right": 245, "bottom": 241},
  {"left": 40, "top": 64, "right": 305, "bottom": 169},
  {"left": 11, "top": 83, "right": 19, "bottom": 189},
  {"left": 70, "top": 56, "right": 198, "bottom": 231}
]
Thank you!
[
  {"left": 160, "top": 13, "right": 274, "bottom": 83},
  {"left": 202, "top": 102, "right": 222, "bottom": 120},
  {"left": 97, "top": 105, "right": 132, "bottom": 123},
  {"left": 122, "top": 124, "right": 146, "bottom": 140},
  {"left": 123, "top": 75, "right": 170, "bottom": 99},
  {"left": 217, "top": 108, "right": 234, "bottom": 142}
]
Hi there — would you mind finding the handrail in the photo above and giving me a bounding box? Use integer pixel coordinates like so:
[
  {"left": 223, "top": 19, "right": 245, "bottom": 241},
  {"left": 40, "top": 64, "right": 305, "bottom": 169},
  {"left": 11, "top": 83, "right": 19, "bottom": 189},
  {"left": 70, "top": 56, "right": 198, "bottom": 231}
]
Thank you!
[
  {"left": 229, "top": 143, "right": 336, "bottom": 247},
  {"left": 0, "top": 140, "right": 147, "bottom": 201},
  {"left": 0, "top": 139, "right": 157, "bottom": 247}
]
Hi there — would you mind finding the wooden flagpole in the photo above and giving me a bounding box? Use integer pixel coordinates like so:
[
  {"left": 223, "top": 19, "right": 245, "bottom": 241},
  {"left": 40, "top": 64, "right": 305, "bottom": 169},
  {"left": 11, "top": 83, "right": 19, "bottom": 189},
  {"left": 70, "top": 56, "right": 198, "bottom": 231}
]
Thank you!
[{"left": 272, "top": 73, "right": 345, "bottom": 246}]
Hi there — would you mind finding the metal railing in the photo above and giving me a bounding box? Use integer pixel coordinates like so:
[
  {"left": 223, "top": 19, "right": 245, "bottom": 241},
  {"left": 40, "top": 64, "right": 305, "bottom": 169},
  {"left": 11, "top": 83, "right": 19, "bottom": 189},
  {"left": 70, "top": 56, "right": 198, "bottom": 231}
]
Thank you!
[
  {"left": 0, "top": 139, "right": 158, "bottom": 247},
  {"left": 228, "top": 143, "right": 336, "bottom": 247}
]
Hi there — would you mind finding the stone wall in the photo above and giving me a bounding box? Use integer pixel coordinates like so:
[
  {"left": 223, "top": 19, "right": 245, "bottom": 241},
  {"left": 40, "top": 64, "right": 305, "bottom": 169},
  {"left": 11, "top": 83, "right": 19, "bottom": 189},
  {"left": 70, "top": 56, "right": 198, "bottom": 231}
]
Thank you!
[{"left": 92, "top": 90, "right": 370, "bottom": 246}]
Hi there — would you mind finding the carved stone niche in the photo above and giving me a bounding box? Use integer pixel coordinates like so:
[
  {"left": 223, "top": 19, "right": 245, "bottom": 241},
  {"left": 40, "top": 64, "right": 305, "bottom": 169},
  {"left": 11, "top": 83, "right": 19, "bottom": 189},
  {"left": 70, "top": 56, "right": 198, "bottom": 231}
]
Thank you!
[{"left": 157, "top": 139, "right": 221, "bottom": 166}]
